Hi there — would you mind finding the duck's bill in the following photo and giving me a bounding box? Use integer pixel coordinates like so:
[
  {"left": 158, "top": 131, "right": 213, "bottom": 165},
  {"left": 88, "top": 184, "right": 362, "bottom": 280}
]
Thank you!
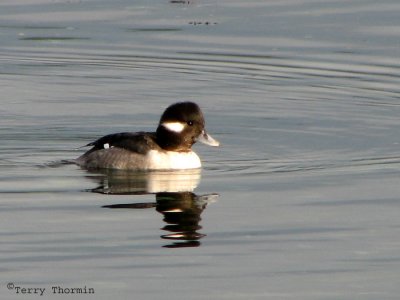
[{"left": 197, "top": 130, "right": 220, "bottom": 147}]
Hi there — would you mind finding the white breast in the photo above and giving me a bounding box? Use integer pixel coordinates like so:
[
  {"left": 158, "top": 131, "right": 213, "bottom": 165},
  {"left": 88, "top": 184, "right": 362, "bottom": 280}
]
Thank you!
[{"left": 146, "top": 150, "right": 201, "bottom": 170}]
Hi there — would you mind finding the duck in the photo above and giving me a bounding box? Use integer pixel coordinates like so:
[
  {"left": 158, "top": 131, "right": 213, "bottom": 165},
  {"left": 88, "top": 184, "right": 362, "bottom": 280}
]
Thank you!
[{"left": 76, "top": 102, "right": 219, "bottom": 170}]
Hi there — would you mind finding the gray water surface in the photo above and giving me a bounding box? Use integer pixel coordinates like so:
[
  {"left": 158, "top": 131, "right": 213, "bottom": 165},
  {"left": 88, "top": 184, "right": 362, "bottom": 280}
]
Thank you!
[{"left": 1, "top": 1, "right": 400, "bottom": 299}]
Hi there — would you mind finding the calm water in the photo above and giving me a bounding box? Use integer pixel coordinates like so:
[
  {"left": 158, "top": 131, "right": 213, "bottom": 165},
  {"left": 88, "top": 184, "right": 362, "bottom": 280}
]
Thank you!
[{"left": 1, "top": 0, "right": 400, "bottom": 299}]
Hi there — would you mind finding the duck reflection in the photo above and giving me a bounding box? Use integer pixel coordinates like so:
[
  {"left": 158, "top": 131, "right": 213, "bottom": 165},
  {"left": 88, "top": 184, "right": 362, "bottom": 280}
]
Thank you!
[{"left": 87, "top": 169, "right": 218, "bottom": 248}]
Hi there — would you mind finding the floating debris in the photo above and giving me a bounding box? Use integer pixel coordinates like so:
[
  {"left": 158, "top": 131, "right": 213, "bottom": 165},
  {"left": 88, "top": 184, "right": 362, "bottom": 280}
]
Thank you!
[
  {"left": 170, "top": 0, "right": 193, "bottom": 4},
  {"left": 188, "top": 21, "right": 218, "bottom": 26}
]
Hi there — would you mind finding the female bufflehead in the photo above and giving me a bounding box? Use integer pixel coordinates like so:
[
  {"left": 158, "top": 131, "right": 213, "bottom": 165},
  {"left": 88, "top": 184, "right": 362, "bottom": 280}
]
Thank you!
[{"left": 76, "top": 102, "right": 219, "bottom": 170}]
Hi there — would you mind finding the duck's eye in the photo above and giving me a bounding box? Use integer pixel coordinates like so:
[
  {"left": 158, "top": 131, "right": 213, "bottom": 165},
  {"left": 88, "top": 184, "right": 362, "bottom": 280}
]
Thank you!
[{"left": 187, "top": 120, "right": 194, "bottom": 126}]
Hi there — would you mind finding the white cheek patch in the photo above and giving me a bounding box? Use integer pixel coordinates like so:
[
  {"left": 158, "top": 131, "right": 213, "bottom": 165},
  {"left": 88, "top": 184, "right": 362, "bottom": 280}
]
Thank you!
[{"left": 162, "top": 122, "right": 185, "bottom": 133}]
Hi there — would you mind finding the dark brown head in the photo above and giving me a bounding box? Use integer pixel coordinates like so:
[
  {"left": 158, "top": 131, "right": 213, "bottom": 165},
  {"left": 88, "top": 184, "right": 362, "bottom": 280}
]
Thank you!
[{"left": 156, "top": 102, "right": 219, "bottom": 151}]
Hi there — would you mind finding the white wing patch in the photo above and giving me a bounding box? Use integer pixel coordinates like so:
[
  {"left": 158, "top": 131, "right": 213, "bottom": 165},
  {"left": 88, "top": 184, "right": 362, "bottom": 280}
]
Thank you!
[
  {"left": 161, "top": 122, "right": 185, "bottom": 133},
  {"left": 104, "top": 143, "right": 110, "bottom": 149}
]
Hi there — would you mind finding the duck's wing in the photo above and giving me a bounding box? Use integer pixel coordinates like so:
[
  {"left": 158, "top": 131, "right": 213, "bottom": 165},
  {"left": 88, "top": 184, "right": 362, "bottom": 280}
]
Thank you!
[{"left": 84, "top": 132, "right": 159, "bottom": 155}]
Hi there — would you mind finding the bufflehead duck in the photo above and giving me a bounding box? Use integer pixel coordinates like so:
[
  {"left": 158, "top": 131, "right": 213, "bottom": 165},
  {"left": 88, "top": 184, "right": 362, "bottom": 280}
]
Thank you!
[{"left": 76, "top": 102, "right": 219, "bottom": 170}]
